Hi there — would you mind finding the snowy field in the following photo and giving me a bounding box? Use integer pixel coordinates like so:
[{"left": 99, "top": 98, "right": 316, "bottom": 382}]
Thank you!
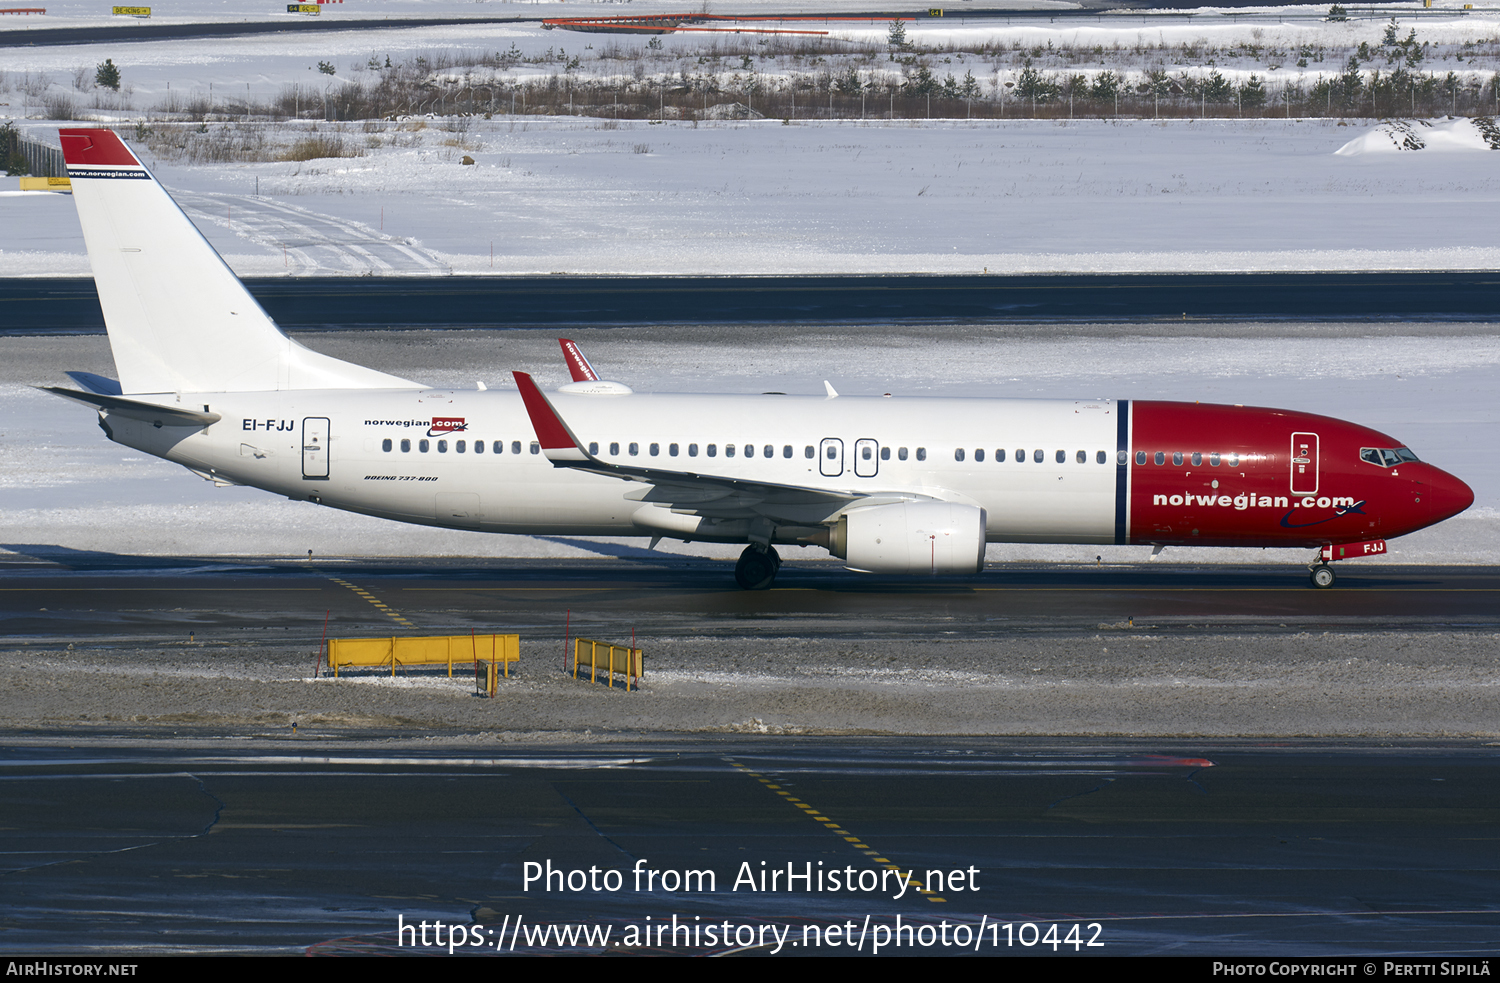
[
  {"left": 2, "top": 324, "right": 1495, "bottom": 566},
  {"left": 6, "top": 115, "right": 1500, "bottom": 277}
]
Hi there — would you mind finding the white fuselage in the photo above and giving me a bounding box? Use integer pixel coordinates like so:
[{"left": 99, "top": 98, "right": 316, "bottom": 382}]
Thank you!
[{"left": 109, "top": 388, "right": 1124, "bottom": 545}]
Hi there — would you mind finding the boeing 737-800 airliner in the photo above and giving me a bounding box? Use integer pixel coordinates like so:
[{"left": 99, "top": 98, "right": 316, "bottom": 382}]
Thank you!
[{"left": 44, "top": 129, "right": 1473, "bottom": 590}]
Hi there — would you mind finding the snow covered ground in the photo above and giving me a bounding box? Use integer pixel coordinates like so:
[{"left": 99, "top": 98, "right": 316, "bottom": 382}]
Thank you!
[
  {"left": 6, "top": 115, "right": 1500, "bottom": 276},
  {"left": 2, "top": 324, "right": 1495, "bottom": 566}
]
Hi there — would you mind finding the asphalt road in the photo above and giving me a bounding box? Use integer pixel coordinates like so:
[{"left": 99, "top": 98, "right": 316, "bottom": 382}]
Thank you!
[
  {"left": 6, "top": 272, "right": 1500, "bottom": 335},
  {"left": 3, "top": 739, "right": 1497, "bottom": 956},
  {"left": 3, "top": 554, "right": 1499, "bottom": 642}
]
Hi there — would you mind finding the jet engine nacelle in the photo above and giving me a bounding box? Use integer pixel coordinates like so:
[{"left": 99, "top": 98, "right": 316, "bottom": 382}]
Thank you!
[{"left": 830, "top": 502, "right": 987, "bottom": 575}]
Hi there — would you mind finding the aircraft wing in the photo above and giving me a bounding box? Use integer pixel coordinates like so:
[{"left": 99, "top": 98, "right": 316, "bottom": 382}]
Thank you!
[{"left": 511, "top": 371, "right": 929, "bottom": 524}]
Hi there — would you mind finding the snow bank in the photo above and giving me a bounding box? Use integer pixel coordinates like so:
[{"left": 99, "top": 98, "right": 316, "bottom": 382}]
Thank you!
[{"left": 1336, "top": 117, "right": 1500, "bottom": 155}]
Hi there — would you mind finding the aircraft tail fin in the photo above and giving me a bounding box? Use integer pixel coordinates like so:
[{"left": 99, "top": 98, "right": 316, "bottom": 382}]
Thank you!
[{"left": 60, "top": 128, "right": 419, "bottom": 394}]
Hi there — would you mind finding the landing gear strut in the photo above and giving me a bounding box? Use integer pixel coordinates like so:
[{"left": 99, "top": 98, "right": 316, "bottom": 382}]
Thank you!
[
  {"left": 1309, "top": 563, "right": 1336, "bottom": 589},
  {"left": 735, "top": 545, "right": 780, "bottom": 590}
]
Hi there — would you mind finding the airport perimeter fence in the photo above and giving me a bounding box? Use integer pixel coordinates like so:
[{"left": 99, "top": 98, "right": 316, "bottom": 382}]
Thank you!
[
  {"left": 2, "top": 126, "right": 64, "bottom": 177},
  {"left": 2, "top": 127, "right": 65, "bottom": 178}
]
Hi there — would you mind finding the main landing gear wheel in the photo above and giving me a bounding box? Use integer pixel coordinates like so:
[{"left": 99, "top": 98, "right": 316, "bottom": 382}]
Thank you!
[
  {"left": 1310, "top": 564, "right": 1336, "bottom": 589},
  {"left": 735, "top": 546, "right": 779, "bottom": 590}
]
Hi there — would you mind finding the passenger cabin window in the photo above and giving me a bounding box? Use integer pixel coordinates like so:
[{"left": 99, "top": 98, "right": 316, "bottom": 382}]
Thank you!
[
  {"left": 804, "top": 446, "right": 814, "bottom": 459},
  {"left": 1227, "top": 452, "right": 1239, "bottom": 467},
  {"left": 1076, "top": 450, "right": 1086, "bottom": 464},
  {"left": 781, "top": 445, "right": 791, "bottom": 459},
  {"left": 512, "top": 441, "right": 522, "bottom": 455},
  {"left": 474, "top": 440, "right": 483, "bottom": 454},
  {"left": 916, "top": 447, "right": 927, "bottom": 462},
  {"left": 705, "top": 444, "right": 715, "bottom": 458},
  {"left": 530, "top": 442, "right": 540, "bottom": 455},
  {"left": 1033, "top": 449, "right": 1044, "bottom": 463},
  {"left": 650, "top": 443, "right": 660, "bottom": 456},
  {"left": 996, "top": 449, "right": 1006, "bottom": 462},
  {"left": 401, "top": 439, "right": 411, "bottom": 453},
  {"left": 1190, "top": 452, "right": 1202, "bottom": 466},
  {"left": 437, "top": 440, "right": 447, "bottom": 453},
  {"left": 975, "top": 449, "right": 985, "bottom": 462},
  {"left": 954, "top": 448, "right": 965, "bottom": 462},
  {"left": 881, "top": 447, "right": 891, "bottom": 461},
  {"left": 725, "top": 444, "right": 735, "bottom": 458},
  {"left": 1209, "top": 452, "right": 1220, "bottom": 466},
  {"left": 610, "top": 442, "right": 620, "bottom": 456},
  {"left": 382, "top": 438, "right": 392, "bottom": 452},
  {"left": 588, "top": 442, "right": 598, "bottom": 455},
  {"left": 898, "top": 447, "right": 908, "bottom": 461},
  {"left": 1172, "top": 452, "right": 1183, "bottom": 466},
  {"left": 457, "top": 440, "right": 465, "bottom": 453},
  {"left": 1055, "top": 449, "right": 1066, "bottom": 464},
  {"left": 1016, "top": 449, "right": 1025, "bottom": 463},
  {"left": 1136, "top": 451, "right": 1146, "bottom": 465},
  {"left": 630, "top": 442, "right": 639, "bottom": 456},
  {"left": 419, "top": 439, "right": 430, "bottom": 453},
  {"left": 670, "top": 443, "right": 679, "bottom": 457}
]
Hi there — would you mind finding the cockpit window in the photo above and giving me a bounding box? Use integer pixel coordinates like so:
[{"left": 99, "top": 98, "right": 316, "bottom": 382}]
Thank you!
[{"left": 1360, "top": 447, "right": 1419, "bottom": 468}]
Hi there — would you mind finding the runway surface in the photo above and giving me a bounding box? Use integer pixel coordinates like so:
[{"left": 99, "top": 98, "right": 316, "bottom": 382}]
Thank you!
[
  {"left": 2, "top": 739, "right": 1497, "bottom": 956},
  {"left": 7, "top": 273, "right": 1500, "bottom": 335},
  {"left": 4, "top": 555, "right": 1500, "bottom": 641}
]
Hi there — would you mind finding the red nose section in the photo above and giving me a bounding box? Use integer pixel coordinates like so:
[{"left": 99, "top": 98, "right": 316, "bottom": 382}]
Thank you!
[{"left": 1424, "top": 465, "right": 1475, "bottom": 523}]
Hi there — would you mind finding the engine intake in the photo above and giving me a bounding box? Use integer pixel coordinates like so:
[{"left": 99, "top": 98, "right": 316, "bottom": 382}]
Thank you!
[{"left": 828, "top": 502, "right": 987, "bottom": 575}]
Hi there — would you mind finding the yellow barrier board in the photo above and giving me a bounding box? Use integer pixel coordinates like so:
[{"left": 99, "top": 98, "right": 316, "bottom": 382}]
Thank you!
[
  {"left": 19, "top": 176, "right": 71, "bottom": 191},
  {"left": 112, "top": 6, "right": 151, "bottom": 15},
  {"left": 329, "top": 633, "right": 519, "bottom": 678},
  {"left": 573, "top": 637, "right": 643, "bottom": 690},
  {"left": 287, "top": 3, "right": 320, "bottom": 12}
]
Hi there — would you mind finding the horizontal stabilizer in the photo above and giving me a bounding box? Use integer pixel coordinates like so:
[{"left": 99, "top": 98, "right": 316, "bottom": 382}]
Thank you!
[
  {"left": 65, "top": 370, "right": 122, "bottom": 395},
  {"left": 40, "top": 387, "right": 221, "bottom": 428}
]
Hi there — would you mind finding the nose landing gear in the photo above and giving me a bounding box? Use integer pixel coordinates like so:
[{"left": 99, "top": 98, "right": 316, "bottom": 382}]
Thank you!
[
  {"left": 735, "top": 545, "right": 781, "bottom": 590},
  {"left": 1309, "top": 562, "right": 1336, "bottom": 589}
]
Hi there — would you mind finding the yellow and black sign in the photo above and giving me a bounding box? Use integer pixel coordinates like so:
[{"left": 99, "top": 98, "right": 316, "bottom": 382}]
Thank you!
[
  {"left": 111, "top": 6, "right": 151, "bottom": 15},
  {"left": 928, "top": 8, "right": 943, "bottom": 15},
  {"left": 287, "top": 3, "right": 320, "bottom": 12}
]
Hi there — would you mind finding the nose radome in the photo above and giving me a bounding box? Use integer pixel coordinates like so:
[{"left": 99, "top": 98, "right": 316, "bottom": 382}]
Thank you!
[{"left": 1424, "top": 466, "right": 1475, "bottom": 522}]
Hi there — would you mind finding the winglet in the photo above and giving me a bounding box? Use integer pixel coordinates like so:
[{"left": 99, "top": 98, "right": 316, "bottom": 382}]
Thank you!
[
  {"left": 512, "top": 371, "right": 589, "bottom": 462},
  {"left": 559, "top": 339, "right": 600, "bottom": 382}
]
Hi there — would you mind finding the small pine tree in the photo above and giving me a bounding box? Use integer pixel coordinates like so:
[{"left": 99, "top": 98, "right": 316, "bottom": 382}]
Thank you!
[
  {"left": 95, "top": 58, "right": 121, "bottom": 92},
  {"left": 1382, "top": 17, "right": 1400, "bottom": 48},
  {"left": 1204, "top": 69, "right": 1234, "bottom": 103},
  {"left": 317, "top": 61, "right": 336, "bottom": 76},
  {"left": 1326, "top": 4, "right": 1348, "bottom": 22},
  {"left": 1239, "top": 74, "right": 1266, "bottom": 108},
  {"left": 887, "top": 18, "right": 907, "bottom": 49}
]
